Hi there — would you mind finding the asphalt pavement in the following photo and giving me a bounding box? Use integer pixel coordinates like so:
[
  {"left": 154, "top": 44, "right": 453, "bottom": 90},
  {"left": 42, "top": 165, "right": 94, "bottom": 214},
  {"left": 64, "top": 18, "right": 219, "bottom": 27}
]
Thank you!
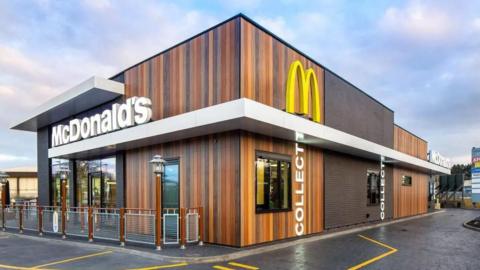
[{"left": 0, "top": 208, "right": 478, "bottom": 270}]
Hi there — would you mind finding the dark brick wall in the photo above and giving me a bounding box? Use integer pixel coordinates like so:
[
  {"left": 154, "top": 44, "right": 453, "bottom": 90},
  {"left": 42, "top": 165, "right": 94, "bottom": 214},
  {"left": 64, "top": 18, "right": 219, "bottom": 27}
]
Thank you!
[
  {"left": 324, "top": 151, "right": 393, "bottom": 229},
  {"left": 324, "top": 70, "right": 394, "bottom": 148}
]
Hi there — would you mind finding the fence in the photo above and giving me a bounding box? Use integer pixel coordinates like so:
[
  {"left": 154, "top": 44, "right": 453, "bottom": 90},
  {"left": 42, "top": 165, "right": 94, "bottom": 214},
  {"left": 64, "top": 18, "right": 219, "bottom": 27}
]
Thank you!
[{"left": 0, "top": 204, "right": 203, "bottom": 249}]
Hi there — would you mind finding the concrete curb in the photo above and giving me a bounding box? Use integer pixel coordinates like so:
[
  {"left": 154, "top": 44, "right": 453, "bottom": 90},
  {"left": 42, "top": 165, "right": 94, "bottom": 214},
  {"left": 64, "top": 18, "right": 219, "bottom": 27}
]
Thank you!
[
  {"left": 6, "top": 210, "right": 446, "bottom": 264},
  {"left": 463, "top": 221, "right": 480, "bottom": 232}
]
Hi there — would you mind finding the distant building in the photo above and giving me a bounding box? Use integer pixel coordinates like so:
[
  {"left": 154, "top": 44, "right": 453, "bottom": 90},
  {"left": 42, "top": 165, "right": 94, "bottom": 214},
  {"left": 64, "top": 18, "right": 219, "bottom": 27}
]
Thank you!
[{"left": 0, "top": 166, "right": 38, "bottom": 204}]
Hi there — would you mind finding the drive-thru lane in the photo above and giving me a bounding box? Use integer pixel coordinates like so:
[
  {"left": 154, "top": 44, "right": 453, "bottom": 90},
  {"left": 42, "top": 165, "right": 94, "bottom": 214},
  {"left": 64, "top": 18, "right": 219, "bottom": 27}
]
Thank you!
[{"left": 0, "top": 209, "right": 477, "bottom": 270}]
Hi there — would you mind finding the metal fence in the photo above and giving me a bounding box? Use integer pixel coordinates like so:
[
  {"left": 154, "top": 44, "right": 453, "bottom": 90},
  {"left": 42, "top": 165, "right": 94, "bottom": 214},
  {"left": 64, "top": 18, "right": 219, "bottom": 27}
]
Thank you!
[
  {"left": 42, "top": 206, "right": 62, "bottom": 234},
  {"left": 4, "top": 206, "right": 19, "bottom": 229},
  {"left": 65, "top": 207, "right": 88, "bottom": 237},
  {"left": 125, "top": 209, "right": 155, "bottom": 245},
  {"left": 1, "top": 204, "right": 203, "bottom": 249},
  {"left": 93, "top": 208, "right": 120, "bottom": 241},
  {"left": 22, "top": 206, "right": 38, "bottom": 231}
]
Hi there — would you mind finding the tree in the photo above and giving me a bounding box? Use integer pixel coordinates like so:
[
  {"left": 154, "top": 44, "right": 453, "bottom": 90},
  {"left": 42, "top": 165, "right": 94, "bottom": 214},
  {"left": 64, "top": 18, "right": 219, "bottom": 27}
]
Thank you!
[{"left": 450, "top": 164, "right": 472, "bottom": 179}]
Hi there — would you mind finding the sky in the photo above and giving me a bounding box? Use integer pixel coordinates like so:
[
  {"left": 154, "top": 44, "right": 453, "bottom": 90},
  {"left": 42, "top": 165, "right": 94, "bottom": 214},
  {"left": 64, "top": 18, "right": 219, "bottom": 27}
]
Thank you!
[{"left": 0, "top": 0, "right": 478, "bottom": 169}]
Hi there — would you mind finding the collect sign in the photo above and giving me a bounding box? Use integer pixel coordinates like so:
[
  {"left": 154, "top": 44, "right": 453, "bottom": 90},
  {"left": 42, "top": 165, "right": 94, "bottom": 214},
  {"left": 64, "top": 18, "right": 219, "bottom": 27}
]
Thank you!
[
  {"left": 380, "top": 156, "right": 386, "bottom": 220},
  {"left": 294, "top": 135, "right": 305, "bottom": 236},
  {"left": 51, "top": 97, "right": 152, "bottom": 147},
  {"left": 53, "top": 210, "right": 59, "bottom": 233}
]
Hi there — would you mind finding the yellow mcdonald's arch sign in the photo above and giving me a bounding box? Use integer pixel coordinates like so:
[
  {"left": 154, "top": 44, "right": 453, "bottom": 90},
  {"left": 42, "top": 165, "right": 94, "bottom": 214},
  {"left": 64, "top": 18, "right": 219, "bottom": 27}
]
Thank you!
[{"left": 285, "top": 60, "right": 321, "bottom": 123}]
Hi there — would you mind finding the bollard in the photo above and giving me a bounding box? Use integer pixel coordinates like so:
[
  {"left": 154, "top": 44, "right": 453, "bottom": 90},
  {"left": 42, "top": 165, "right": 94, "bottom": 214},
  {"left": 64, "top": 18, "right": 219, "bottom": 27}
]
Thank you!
[
  {"left": 180, "top": 208, "right": 186, "bottom": 249},
  {"left": 19, "top": 205, "right": 23, "bottom": 233},
  {"left": 198, "top": 207, "right": 204, "bottom": 246},
  {"left": 88, "top": 207, "right": 93, "bottom": 242},
  {"left": 119, "top": 208, "right": 125, "bottom": 246},
  {"left": 38, "top": 206, "right": 43, "bottom": 236}
]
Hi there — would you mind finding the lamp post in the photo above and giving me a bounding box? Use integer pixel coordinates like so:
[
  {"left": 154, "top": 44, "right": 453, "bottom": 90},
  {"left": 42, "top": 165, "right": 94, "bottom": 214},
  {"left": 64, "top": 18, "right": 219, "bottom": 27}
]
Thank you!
[
  {"left": 0, "top": 171, "right": 9, "bottom": 232},
  {"left": 58, "top": 165, "right": 70, "bottom": 239},
  {"left": 150, "top": 155, "right": 165, "bottom": 251}
]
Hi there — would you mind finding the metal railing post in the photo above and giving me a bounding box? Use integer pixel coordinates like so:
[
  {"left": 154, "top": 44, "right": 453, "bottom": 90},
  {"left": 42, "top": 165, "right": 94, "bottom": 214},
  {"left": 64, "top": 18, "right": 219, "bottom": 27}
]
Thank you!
[
  {"left": 1, "top": 203, "right": 5, "bottom": 232},
  {"left": 88, "top": 207, "right": 93, "bottom": 242},
  {"left": 155, "top": 173, "right": 162, "bottom": 250},
  {"left": 38, "top": 206, "right": 43, "bottom": 236},
  {"left": 119, "top": 208, "right": 125, "bottom": 246},
  {"left": 180, "top": 208, "right": 186, "bottom": 249},
  {"left": 19, "top": 205, "right": 23, "bottom": 233},
  {"left": 198, "top": 207, "right": 204, "bottom": 246}
]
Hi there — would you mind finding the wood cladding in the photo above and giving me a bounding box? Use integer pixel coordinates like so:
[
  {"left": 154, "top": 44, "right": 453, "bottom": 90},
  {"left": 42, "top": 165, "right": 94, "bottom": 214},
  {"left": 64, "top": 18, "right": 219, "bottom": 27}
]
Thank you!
[
  {"left": 240, "top": 18, "right": 325, "bottom": 122},
  {"left": 124, "top": 18, "right": 240, "bottom": 120},
  {"left": 393, "top": 167, "right": 428, "bottom": 218},
  {"left": 125, "top": 132, "right": 240, "bottom": 246},
  {"left": 394, "top": 125, "right": 428, "bottom": 160},
  {"left": 240, "top": 132, "right": 323, "bottom": 246}
]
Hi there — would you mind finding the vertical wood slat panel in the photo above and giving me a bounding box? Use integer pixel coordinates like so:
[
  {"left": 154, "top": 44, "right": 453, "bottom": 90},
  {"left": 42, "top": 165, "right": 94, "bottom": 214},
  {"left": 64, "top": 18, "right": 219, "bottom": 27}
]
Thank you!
[
  {"left": 393, "top": 166, "right": 428, "bottom": 218},
  {"left": 240, "top": 18, "right": 325, "bottom": 122},
  {"left": 394, "top": 125, "right": 428, "bottom": 160},
  {"left": 125, "top": 132, "right": 240, "bottom": 246},
  {"left": 240, "top": 132, "right": 323, "bottom": 246},
  {"left": 124, "top": 18, "right": 240, "bottom": 121}
]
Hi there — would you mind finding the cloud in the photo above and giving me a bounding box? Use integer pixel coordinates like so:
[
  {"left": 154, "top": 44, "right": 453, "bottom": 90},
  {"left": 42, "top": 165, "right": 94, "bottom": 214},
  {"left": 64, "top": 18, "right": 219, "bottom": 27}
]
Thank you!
[{"left": 0, "top": 154, "right": 30, "bottom": 162}]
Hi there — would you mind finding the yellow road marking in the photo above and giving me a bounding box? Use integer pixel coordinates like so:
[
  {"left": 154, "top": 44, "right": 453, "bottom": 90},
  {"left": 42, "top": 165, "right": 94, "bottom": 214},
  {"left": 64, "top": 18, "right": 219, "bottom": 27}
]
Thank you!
[
  {"left": 228, "top": 262, "right": 259, "bottom": 269},
  {"left": 30, "top": 250, "right": 113, "bottom": 269},
  {"left": 348, "top": 234, "right": 398, "bottom": 270},
  {"left": 0, "top": 264, "right": 53, "bottom": 270},
  {"left": 212, "top": 266, "right": 235, "bottom": 270},
  {"left": 126, "top": 262, "right": 188, "bottom": 270}
]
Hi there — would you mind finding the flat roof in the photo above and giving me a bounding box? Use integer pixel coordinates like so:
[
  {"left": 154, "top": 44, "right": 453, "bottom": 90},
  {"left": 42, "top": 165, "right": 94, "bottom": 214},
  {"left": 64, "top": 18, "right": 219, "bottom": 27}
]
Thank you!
[{"left": 10, "top": 76, "right": 124, "bottom": 132}]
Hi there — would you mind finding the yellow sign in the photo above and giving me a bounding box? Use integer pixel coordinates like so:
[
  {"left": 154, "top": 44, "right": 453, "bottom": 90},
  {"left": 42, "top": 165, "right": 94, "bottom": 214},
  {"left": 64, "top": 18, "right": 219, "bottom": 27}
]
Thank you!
[{"left": 285, "top": 60, "right": 321, "bottom": 123}]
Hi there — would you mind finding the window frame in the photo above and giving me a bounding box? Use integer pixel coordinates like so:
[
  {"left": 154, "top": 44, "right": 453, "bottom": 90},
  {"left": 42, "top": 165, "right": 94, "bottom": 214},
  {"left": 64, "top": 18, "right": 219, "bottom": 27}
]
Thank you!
[
  {"left": 402, "top": 175, "right": 412, "bottom": 186},
  {"left": 255, "top": 151, "right": 292, "bottom": 214},
  {"left": 366, "top": 170, "right": 380, "bottom": 206}
]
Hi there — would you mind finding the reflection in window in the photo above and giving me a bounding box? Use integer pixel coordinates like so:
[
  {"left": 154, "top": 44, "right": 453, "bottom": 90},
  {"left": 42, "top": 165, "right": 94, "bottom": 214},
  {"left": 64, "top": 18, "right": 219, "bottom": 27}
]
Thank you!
[
  {"left": 367, "top": 170, "right": 380, "bottom": 206},
  {"left": 163, "top": 160, "right": 179, "bottom": 209},
  {"left": 402, "top": 175, "right": 412, "bottom": 186},
  {"left": 255, "top": 154, "right": 291, "bottom": 212},
  {"left": 75, "top": 157, "right": 116, "bottom": 208},
  {"left": 51, "top": 158, "right": 70, "bottom": 207}
]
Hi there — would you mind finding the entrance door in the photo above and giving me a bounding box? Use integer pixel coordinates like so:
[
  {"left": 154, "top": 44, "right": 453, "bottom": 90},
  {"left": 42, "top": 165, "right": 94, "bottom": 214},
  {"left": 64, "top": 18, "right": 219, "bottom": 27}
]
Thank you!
[
  {"left": 88, "top": 172, "right": 102, "bottom": 208},
  {"left": 162, "top": 160, "right": 179, "bottom": 210}
]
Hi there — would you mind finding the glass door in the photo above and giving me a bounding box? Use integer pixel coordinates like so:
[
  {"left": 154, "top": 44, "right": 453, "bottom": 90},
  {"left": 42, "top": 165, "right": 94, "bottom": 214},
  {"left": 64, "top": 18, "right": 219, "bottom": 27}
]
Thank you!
[
  {"left": 163, "top": 160, "right": 179, "bottom": 210},
  {"left": 88, "top": 172, "right": 102, "bottom": 208}
]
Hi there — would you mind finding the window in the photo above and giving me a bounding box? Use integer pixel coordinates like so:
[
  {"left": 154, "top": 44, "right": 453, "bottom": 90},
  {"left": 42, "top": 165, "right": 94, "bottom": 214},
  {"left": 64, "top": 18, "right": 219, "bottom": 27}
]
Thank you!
[
  {"left": 255, "top": 153, "right": 291, "bottom": 212},
  {"left": 51, "top": 158, "right": 70, "bottom": 207},
  {"left": 367, "top": 170, "right": 380, "bottom": 206},
  {"left": 402, "top": 175, "right": 412, "bottom": 186}
]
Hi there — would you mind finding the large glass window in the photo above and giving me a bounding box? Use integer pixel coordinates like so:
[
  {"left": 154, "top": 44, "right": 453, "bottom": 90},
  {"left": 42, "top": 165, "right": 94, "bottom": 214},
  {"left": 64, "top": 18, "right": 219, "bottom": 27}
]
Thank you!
[
  {"left": 256, "top": 153, "right": 291, "bottom": 212},
  {"left": 75, "top": 157, "right": 116, "bottom": 208},
  {"left": 367, "top": 170, "right": 380, "bottom": 206},
  {"left": 51, "top": 159, "right": 70, "bottom": 207}
]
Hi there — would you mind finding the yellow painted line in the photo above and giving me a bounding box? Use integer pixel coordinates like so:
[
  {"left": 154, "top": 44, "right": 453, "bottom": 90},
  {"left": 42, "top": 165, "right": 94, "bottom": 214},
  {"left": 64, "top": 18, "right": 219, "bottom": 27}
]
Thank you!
[
  {"left": 126, "top": 262, "right": 188, "bottom": 270},
  {"left": 348, "top": 234, "right": 398, "bottom": 270},
  {"left": 212, "top": 266, "right": 235, "bottom": 270},
  {"left": 228, "top": 262, "right": 259, "bottom": 269},
  {"left": 0, "top": 264, "right": 54, "bottom": 270},
  {"left": 30, "top": 250, "right": 113, "bottom": 269}
]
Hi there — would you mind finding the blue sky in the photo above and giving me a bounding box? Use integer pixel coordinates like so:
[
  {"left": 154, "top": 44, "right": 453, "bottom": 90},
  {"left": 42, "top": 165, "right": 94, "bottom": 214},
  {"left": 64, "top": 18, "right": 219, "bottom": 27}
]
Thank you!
[{"left": 0, "top": 0, "right": 479, "bottom": 169}]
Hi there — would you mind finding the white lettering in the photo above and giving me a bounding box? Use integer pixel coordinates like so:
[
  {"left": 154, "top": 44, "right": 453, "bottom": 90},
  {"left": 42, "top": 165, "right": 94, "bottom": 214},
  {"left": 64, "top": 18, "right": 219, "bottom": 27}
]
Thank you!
[
  {"left": 294, "top": 142, "right": 305, "bottom": 236},
  {"left": 51, "top": 97, "right": 152, "bottom": 147},
  {"left": 51, "top": 125, "right": 63, "bottom": 147}
]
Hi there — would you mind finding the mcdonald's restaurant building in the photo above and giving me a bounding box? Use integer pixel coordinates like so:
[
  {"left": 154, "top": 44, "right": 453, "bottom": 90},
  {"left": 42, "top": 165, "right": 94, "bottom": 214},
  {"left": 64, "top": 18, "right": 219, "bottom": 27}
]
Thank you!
[{"left": 11, "top": 14, "right": 449, "bottom": 247}]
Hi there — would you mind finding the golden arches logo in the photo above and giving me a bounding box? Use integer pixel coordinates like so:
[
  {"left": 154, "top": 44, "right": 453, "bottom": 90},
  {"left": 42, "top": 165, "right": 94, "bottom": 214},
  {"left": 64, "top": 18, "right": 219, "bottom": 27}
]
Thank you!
[{"left": 285, "top": 60, "right": 321, "bottom": 123}]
